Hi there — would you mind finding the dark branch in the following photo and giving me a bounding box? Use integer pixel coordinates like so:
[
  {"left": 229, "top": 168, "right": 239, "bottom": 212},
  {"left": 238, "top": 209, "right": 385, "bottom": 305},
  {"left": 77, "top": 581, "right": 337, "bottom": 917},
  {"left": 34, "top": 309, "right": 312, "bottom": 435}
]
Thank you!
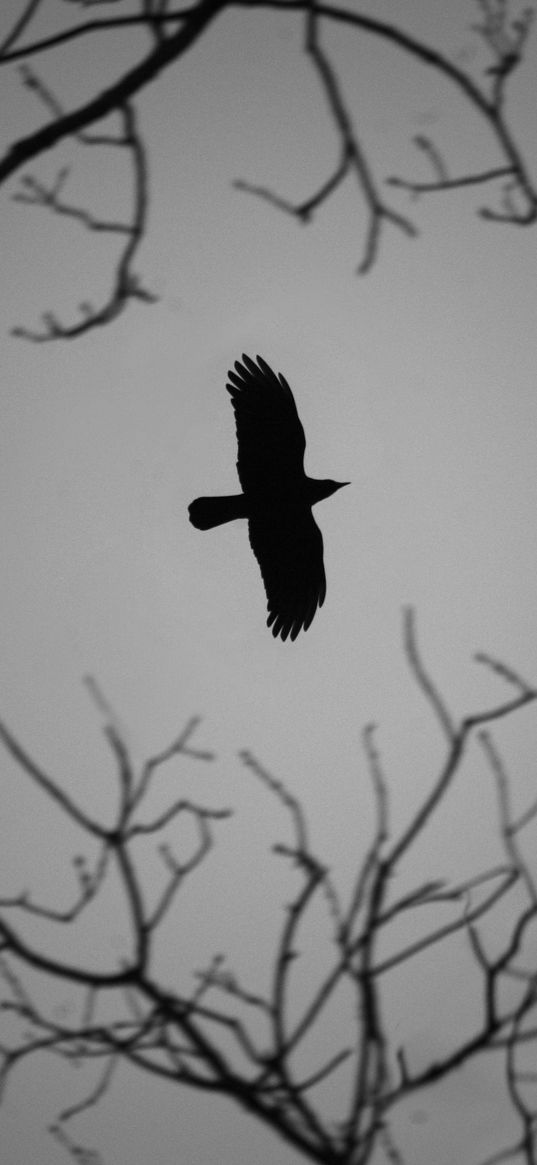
[
  {"left": 12, "top": 93, "right": 156, "bottom": 341},
  {"left": 0, "top": 0, "right": 226, "bottom": 188},
  {"left": 1, "top": 0, "right": 536, "bottom": 331}
]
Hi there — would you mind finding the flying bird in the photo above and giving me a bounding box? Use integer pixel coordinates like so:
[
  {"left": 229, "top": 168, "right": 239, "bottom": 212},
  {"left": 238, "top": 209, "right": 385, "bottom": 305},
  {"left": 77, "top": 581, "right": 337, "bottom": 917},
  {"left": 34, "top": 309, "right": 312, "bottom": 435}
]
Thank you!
[{"left": 188, "top": 355, "right": 347, "bottom": 641}]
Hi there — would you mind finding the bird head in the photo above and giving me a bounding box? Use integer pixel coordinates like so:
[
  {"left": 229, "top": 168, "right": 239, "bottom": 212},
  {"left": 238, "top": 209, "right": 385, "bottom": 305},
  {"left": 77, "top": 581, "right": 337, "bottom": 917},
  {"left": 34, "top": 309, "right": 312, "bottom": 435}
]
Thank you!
[{"left": 309, "top": 478, "right": 349, "bottom": 505}]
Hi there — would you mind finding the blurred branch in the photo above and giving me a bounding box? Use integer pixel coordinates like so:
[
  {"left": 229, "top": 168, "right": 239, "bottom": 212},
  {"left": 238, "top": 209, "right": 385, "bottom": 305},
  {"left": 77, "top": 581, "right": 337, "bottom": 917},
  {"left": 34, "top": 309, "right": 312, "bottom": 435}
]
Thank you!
[
  {"left": 235, "top": 3, "right": 417, "bottom": 274},
  {"left": 0, "top": 1, "right": 536, "bottom": 334},
  {"left": 1, "top": 614, "right": 537, "bottom": 1161},
  {"left": 0, "top": 5, "right": 198, "bottom": 63},
  {"left": 0, "top": 0, "right": 225, "bottom": 186},
  {"left": 480, "top": 730, "right": 537, "bottom": 904},
  {"left": 385, "top": 0, "right": 536, "bottom": 224},
  {"left": 402, "top": 605, "right": 455, "bottom": 742},
  {"left": 0, "top": 0, "right": 43, "bottom": 56},
  {"left": 0, "top": 716, "right": 105, "bottom": 837},
  {"left": 387, "top": 138, "right": 515, "bottom": 199},
  {"left": 0, "top": 846, "right": 110, "bottom": 923},
  {"left": 11, "top": 78, "right": 156, "bottom": 341},
  {"left": 388, "top": 606, "right": 535, "bottom": 867}
]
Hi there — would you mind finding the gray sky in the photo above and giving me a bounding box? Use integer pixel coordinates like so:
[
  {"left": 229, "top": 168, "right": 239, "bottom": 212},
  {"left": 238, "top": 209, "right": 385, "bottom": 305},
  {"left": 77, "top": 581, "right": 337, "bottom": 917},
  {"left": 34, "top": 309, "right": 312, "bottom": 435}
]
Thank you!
[{"left": 1, "top": 2, "right": 537, "bottom": 1163}]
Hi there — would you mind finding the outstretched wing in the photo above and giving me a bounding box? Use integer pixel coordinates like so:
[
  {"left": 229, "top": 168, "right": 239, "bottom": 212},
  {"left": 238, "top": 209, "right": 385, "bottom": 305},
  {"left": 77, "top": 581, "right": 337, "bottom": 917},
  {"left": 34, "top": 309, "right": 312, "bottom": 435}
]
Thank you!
[
  {"left": 226, "top": 354, "right": 306, "bottom": 493},
  {"left": 248, "top": 506, "right": 327, "bottom": 642}
]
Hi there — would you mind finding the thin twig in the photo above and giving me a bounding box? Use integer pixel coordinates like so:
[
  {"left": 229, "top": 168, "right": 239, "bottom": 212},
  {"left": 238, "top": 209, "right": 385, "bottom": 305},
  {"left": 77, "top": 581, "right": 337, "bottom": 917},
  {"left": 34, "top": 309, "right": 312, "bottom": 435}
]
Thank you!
[{"left": 12, "top": 90, "right": 156, "bottom": 341}]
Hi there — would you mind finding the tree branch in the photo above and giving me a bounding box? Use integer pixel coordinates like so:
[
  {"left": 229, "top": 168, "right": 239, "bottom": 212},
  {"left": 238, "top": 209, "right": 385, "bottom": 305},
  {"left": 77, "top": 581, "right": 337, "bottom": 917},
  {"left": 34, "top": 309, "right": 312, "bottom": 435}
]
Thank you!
[
  {"left": 1, "top": 623, "right": 537, "bottom": 1160},
  {"left": 2, "top": 1, "right": 537, "bottom": 333}
]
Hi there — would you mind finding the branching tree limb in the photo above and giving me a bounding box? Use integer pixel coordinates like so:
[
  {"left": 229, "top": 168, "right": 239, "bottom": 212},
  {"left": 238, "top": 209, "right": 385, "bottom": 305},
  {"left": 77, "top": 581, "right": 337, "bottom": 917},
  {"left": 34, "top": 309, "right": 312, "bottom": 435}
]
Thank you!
[
  {"left": 1, "top": 612, "right": 536, "bottom": 1163},
  {"left": 1, "top": 1, "right": 536, "bottom": 337},
  {"left": 235, "top": 3, "right": 417, "bottom": 275},
  {"left": 10, "top": 71, "right": 156, "bottom": 340}
]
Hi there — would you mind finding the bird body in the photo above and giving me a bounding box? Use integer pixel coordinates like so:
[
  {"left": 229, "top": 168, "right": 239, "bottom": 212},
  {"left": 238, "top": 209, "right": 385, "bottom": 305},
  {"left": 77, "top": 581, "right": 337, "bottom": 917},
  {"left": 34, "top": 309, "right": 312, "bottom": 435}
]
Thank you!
[{"left": 188, "top": 355, "right": 347, "bottom": 641}]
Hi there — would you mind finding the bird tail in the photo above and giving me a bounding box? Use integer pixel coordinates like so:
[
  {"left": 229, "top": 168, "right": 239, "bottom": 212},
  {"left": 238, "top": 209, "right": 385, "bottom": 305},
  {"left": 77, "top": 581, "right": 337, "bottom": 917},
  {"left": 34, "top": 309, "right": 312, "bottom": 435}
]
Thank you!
[{"left": 188, "top": 494, "right": 247, "bottom": 530}]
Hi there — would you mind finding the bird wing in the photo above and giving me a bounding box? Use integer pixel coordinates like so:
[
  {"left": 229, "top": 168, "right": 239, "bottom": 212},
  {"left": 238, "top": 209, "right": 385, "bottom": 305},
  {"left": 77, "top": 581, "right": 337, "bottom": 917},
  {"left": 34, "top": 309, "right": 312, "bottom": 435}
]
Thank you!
[
  {"left": 226, "top": 354, "right": 306, "bottom": 493},
  {"left": 248, "top": 506, "right": 327, "bottom": 642}
]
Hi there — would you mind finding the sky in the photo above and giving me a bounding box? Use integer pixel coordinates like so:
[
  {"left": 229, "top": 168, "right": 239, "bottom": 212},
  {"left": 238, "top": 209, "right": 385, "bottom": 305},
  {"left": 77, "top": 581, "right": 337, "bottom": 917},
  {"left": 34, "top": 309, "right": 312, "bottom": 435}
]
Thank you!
[{"left": 1, "top": 1, "right": 537, "bottom": 1163}]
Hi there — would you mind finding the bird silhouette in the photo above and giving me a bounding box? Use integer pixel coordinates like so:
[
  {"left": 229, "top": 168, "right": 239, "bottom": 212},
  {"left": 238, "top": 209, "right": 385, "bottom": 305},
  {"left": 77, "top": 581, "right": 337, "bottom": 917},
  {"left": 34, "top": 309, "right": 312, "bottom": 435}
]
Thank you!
[{"left": 188, "top": 354, "right": 347, "bottom": 641}]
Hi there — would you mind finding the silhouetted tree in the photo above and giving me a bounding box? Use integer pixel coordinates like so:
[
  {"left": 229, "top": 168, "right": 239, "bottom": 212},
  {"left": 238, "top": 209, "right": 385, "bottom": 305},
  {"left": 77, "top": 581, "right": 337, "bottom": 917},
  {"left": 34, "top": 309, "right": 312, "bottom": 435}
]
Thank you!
[
  {"left": 1, "top": 611, "right": 536, "bottom": 1164},
  {"left": 1, "top": 0, "right": 535, "bottom": 338}
]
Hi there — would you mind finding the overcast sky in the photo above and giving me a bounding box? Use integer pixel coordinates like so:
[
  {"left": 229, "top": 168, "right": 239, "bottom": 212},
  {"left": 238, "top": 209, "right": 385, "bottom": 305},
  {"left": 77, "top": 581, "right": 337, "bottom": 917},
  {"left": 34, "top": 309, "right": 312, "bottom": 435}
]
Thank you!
[{"left": 1, "top": 2, "right": 537, "bottom": 1163}]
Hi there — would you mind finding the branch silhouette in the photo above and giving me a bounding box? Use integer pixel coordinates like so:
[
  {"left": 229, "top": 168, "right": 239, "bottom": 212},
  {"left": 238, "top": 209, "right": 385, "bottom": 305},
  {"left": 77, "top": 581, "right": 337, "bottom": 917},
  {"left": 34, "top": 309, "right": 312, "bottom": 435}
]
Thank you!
[
  {"left": 1, "top": 1, "right": 536, "bottom": 336},
  {"left": 1, "top": 612, "right": 536, "bottom": 1163}
]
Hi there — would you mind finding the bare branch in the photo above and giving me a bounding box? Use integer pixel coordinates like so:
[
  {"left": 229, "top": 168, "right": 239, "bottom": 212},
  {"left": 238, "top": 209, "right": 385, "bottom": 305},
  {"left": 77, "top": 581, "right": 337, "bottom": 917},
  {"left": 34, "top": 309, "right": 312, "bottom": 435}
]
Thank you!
[
  {"left": 239, "top": 750, "right": 309, "bottom": 857},
  {"left": 1, "top": 616, "right": 537, "bottom": 1160},
  {"left": 339, "top": 723, "right": 389, "bottom": 949},
  {"left": 0, "top": 0, "right": 536, "bottom": 328},
  {"left": 403, "top": 605, "right": 455, "bottom": 743},
  {"left": 0, "top": 1, "right": 225, "bottom": 188},
  {"left": 0, "top": 910, "right": 138, "bottom": 988},
  {"left": 129, "top": 799, "right": 231, "bottom": 839},
  {"left": 473, "top": 0, "right": 535, "bottom": 109},
  {"left": 0, "top": 0, "right": 43, "bottom": 57},
  {"left": 235, "top": 4, "right": 417, "bottom": 274},
  {"left": 0, "top": 6, "right": 202, "bottom": 64},
  {"left": 146, "top": 805, "right": 230, "bottom": 929},
  {"left": 475, "top": 650, "right": 534, "bottom": 696},
  {"left": 0, "top": 716, "right": 105, "bottom": 838},
  {"left": 0, "top": 845, "right": 110, "bottom": 924},
  {"left": 480, "top": 730, "right": 537, "bottom": 905},
  {"left": 65, "top": 1059, "right": 117, "bottom": 1124},
  {"left": 83, "top": 675, "right": 127, "bottom": 740},
  {"left": 387, "top": 135, "right": 514, "bottom": 198},
  {"left": 305, "top": 3, "right": 416, "bottom": 274},
  {"left": 131, "top": 716, "right": 215, "bottom": 814},
  {"left": 373, "top": 867, "right": 518, "bottom": 977},
  {"left": 11, "top": 87, "right": 156, "bottom": 341}
]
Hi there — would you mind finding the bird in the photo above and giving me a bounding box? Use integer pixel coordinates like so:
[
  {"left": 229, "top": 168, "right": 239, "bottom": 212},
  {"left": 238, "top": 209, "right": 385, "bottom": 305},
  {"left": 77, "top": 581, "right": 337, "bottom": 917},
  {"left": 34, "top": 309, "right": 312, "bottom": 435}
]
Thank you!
[{"left": 188, "top": 354, "right": 347, "bottom": 641}]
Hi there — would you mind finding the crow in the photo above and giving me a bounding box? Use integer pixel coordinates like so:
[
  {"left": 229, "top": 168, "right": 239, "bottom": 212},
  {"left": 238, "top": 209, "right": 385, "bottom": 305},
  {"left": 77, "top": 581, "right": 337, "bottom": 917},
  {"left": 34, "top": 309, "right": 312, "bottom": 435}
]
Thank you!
[{"left": 188, "top": 354, "right": 347, "bottom": 641}]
